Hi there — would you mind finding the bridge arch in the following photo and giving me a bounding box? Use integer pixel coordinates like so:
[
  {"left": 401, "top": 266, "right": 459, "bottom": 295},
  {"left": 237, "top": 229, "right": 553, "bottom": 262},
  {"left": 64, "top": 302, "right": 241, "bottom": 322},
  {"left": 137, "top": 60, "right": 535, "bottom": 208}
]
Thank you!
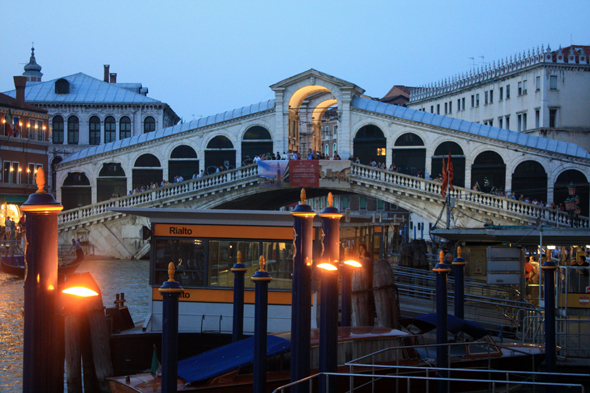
[
  {"left": 353, "top": 124, "right": 386, "bottom": 166},
  {"left": 61, "top": 172, "right": 91, "bottom": 210},
  {"left": 471, "top": 150, "right": 506, "bottom": 193},
  {"left": 392, "top": 132, "right": 425, "bottom": 176},
  {"left": 431, "top": 141, "right": 465, "bottom": 187},
  {"left": 241, "top": 125, "right": 273, "bottom": 163},
  {"left": 553, "top": 169, "right": 589, "bottom": 216},
  {"left": 205, "top": 135, "right": 236, "bottom": 173},
  {"left": 133, "top": 153, "right": 162, "bottom": 189},
  {"left": 511, "top": 160, "right": 547, "bottom": 203},
  {"left": 168, "top": 145, "right": 199, "bottom": 181},
  {"left": 97, "top": 162, "right": 126, "bottom": 202}
]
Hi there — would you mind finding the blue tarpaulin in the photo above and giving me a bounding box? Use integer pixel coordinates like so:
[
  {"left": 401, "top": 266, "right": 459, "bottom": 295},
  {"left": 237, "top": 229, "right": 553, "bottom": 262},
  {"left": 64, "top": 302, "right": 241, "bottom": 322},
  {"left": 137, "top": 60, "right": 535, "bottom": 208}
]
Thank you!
[{"left": 177, "top": 335, "right": 291, "bottom": 384}]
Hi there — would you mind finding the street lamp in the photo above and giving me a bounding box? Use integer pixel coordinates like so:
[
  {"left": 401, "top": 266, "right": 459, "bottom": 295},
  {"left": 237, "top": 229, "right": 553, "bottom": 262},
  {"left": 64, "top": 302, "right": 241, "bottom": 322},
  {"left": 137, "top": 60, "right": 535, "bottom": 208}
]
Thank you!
[{"left": 565, "top": 182, "right": 577, "bottom": 227}]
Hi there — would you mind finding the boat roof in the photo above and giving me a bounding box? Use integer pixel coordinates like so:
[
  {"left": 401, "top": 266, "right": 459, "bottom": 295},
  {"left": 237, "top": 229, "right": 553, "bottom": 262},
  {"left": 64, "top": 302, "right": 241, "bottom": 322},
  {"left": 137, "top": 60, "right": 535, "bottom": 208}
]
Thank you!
[
  {"left": 275, "top": 326, "right": 410, "bottom": 346},
  {"left": 401, "top": 313, "right": 488, "bottom": 340},
  {"left": 177, "top": 335, "right": 290, "bottom": 384}
]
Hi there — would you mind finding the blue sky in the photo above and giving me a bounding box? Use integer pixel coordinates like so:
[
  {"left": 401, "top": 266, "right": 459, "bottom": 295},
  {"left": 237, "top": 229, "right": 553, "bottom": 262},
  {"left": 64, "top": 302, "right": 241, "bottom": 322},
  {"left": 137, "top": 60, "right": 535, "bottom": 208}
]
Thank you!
[{"left": 2, "top": 1, "right": 589, "bottom": 121}]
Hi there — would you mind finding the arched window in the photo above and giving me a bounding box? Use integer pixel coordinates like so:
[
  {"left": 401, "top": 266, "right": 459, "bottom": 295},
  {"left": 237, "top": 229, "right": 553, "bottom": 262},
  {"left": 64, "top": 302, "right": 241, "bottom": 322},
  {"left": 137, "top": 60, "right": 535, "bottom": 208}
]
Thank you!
[
  {"left": 471, "top": 151, "right": 506, "bottom": 193},
  {"left": 207, "top": 136, "right": 233, "bottom": 149},
  {"left": 242, "top": 126, "right": 272, "bottom": 163},
  {"left": 61, "top": 172, "right": 91, "bottom": 210},
  {"left": 67, "top": 116, "right": 79, "bottom": 145},
  {"left": 55, "top": 78, "right": 70, "bottom": 94},
  {"left": 431, "top": 141, "right": 465, "bottom": 187},
  {"left": 170, "top": 145, "right": 198, "bottom": 158},
  {"left": 554, "top": 170, "right": 589, "bottom": 216},
  {"left": 512, "top": 161, "right": 547, "bottom": 203},
  {"left": 133, "top": 154, "right": 162, "bottom": 188},
  {"left": 353, "top": 125, "right": 386, "bottom": 165},
  {"left": 243, "top": 126, "right": 272, "bottom": 140},
  {"left": 104, "top": 116, "right": 116, "bottom": 143},
  {"left": 135, "top": 154, "right": 161, "bottom": 167},
  {"left": 97, "top": 163, "right": 126, "bottom": 202},
  {"left": 52, "top": 116, "right": 64, "bottom": 144},
  {"left": 169, "top": 145, "right": 199, "bottom": 180},
  {"left": 89, "top": 116, "right": 100, "bottom": 145},
  {"left": 206, "top": 136, "right": 235, "bottom": 173},
  {"left": 391, "top": 132, "right": 425, "bottom": 176},
  {"left": 119, "top": 116, "right": 131, "bottom": 139},
  {"left": 144, "top": 116, "right": 156, "bottom": 133}
]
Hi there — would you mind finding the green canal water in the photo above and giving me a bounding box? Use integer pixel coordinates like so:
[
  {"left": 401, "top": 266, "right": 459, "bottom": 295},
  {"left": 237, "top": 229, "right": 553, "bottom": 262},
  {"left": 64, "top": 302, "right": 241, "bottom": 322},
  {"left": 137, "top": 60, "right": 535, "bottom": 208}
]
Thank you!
[{"left": 0, "top": 258, "right": 150, "bottom": 392}]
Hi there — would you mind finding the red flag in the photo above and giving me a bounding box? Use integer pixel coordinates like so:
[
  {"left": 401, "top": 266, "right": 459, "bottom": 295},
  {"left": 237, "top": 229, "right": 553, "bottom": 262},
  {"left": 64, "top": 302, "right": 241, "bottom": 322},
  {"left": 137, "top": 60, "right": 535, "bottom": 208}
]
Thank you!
[
  {"left": 4, "top": 109, "right": 13, "bottom": 136},
  {"left": 447, "top": 151, "right": 454, "bottom": 192},
  {"left": 441, "top": 155, "right": 448, "bottom": 198}
]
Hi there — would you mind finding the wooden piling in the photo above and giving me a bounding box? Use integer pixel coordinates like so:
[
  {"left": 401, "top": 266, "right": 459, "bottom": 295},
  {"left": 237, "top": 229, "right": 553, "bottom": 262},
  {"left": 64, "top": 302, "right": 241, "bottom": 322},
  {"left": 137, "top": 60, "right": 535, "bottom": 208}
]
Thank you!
[
  {"left": 65, "top": 314, "right": 83, "bottom": 393},
  {"left": 351, "top": 259, "right": 374, "bottom": 326},
  {"left": 373, "top": 259, "right": 401, "bottom": 329},
  {"left": 80, "top": 312, "right": 100, "bottom": 393},
  {"left": 87, "top": 296, "right": 115, "bottom": 393}
]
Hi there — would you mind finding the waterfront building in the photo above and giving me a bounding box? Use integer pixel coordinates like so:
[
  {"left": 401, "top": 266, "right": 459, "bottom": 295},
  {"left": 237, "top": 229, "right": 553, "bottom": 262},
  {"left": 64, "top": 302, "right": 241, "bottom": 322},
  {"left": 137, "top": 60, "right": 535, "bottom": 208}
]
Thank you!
[
  {"left": 407, "top": 45, "right": 590, "bottom": 152},
  {"left": 2, "top": 48, "right": 181, "bottom": 195},
  {"left": 0, "top": 76, "right": 50, "bottom": 224}
]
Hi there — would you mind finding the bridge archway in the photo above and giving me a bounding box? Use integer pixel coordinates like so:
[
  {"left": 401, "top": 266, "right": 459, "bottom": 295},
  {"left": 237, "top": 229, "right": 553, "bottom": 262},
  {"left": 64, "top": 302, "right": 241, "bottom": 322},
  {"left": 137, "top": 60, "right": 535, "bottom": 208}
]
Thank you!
[
  {"left": 133, "top": 154, "right": 162, "bottom": 189},
  {"left": 554, "top": 169, "right": 589, "bottom": 216},
  {"left": 169, "top": 145, "right": 198, "bottom": 180},
  {"left": 205, "top": 136, "right": 235, "bottom": 173},
  {"left": 392, "top": 133, "right": 425, "bottom": 176},
  {"left": 97, "top": 163, "right": 126, "bottom": 202},
  {"left": 512, "top": 161, "right": 547, "bottom": 203},
  {"left": 51, "top": 156, "right": 63, "bottom": 192},
  {"left": 471, "top": 151, "right": 505, "bottom": 193},
  {"left": 61, "top": 172, "right": 91, "bottom": 210},
  {"left": 241, "top": 126, "right": 272, "bottom": 163},
  {"left": 431, "top": 141, "right": 465, "bottom": 187},
  {"left": 353, "top": 125, "right": 386, "bottom": 166}
]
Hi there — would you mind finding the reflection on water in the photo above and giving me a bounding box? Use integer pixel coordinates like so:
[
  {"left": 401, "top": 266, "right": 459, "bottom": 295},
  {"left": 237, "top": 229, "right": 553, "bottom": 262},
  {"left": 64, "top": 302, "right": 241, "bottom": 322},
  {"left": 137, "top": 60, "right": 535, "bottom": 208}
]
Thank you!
[{"left": 0, "top": 258, "right": 150, "bottom": 392}]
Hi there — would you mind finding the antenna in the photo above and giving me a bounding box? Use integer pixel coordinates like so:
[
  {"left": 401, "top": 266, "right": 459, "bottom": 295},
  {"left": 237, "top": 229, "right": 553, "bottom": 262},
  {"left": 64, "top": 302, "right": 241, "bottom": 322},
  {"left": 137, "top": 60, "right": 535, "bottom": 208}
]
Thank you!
[{"left": 468, "top": 57, "right": 475, "bottom": 68}]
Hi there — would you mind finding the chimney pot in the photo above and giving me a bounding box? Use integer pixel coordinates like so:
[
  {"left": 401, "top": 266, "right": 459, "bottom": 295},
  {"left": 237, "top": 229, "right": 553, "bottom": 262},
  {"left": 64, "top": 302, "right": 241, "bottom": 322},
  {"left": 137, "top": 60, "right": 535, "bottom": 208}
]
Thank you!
[
  {"left": 13, "top": 76, "right": 27, "bottom": 105},
  {"left": 110, "top": 73, "right": 117, "bottom": 83},
  {"left": 104, "top": 65, "right": 110, "bottom": 82}
]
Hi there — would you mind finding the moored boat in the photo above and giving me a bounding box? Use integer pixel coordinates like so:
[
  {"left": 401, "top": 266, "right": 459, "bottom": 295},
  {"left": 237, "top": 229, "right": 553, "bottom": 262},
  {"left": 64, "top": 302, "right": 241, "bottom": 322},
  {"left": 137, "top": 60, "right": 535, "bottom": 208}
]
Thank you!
[{"left": 0, "top": 254, "right": 82, "bottom": 278}]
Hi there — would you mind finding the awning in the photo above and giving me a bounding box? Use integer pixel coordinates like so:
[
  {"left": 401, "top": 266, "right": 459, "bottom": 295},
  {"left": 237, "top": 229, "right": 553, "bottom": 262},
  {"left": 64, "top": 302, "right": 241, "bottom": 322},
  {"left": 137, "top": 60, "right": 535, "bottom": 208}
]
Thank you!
[{"left": 0, "top": 195, "right": 29, "bottom": 205}]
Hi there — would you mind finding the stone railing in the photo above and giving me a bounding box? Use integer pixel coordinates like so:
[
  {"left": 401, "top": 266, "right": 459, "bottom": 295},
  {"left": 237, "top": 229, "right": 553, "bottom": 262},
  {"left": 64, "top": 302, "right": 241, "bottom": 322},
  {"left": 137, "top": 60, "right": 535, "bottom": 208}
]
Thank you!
[
  {"left": 351, "top": 163, "right": 589, "bottom": 228},
  {"left": 58, "top": 164, "right": 259, "bottom": 227}
]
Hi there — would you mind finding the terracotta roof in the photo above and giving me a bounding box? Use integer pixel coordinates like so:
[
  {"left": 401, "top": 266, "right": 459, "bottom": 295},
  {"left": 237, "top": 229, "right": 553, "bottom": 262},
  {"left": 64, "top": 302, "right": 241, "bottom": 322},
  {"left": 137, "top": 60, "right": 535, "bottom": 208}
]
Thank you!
[
  {"left": 551, "top": 45, "right": 590, "bottom": 63},
  {"left": 0, "top": 92, "right": 47, "bottom": 114}
]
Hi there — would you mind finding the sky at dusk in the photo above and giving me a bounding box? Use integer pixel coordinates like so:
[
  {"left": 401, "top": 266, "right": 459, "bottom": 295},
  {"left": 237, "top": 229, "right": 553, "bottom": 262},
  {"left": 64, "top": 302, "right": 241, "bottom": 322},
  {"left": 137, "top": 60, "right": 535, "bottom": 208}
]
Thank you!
[{"left": 2, "top": 1, "right": 589, "bottom": 122}]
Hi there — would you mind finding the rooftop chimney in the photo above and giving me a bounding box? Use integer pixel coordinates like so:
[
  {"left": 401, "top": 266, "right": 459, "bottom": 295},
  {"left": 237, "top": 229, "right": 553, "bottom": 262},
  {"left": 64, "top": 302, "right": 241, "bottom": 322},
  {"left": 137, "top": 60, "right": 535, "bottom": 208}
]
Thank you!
[
  {"left": 104, "top": 65, "right": 110, "bottom": 82},
  {"left": 110, "top": 73, "right": 117, "bottom": 83},
  {"left": 13, "top": 76, "right": 27, "bottom": 105}
]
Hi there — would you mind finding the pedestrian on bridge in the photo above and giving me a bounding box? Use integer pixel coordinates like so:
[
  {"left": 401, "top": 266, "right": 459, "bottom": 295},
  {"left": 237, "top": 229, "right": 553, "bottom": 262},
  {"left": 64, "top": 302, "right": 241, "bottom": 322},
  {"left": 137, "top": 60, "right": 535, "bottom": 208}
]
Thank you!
[{"left": 71, "top": 238, "right": 85, "bottom": 264}]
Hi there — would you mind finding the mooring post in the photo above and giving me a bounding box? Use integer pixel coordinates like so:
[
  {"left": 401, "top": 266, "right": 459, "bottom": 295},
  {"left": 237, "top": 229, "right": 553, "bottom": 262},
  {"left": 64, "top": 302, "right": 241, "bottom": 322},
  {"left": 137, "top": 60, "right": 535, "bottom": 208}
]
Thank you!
[
  {"left": 542, "top": 256, "right": 557, "bottom": 392},
  {"left": 452, "top": 247, "right": 467, "bottom": 320},
  {"left": 252, "top": 256, "right": 272, "bottom": 393},
  {"left": 318, "top": 193, "right": 341, "bottom": 393},
  {"left": 20, "top": 168, "right": 64, "bottom": 393},
  {"left": 290, "top": 189, "right": 316, "bottom": 393},
  {"left": 231, "top": 251, "right": 246, "bottom": 342},
  {"left": 433, "top": 250, "right": 450, "bottom": 393},
  {"left": 159, "top": 262, "right": 184, "bottom": 393}
]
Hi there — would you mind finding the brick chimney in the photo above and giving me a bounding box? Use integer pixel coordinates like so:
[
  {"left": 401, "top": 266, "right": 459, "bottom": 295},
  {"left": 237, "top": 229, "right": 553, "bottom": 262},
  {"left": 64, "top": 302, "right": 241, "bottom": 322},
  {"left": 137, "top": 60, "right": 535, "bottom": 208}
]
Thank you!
[
  {"left": 13, "top": 76, "right": 27, "bottom": 105},
  {"left": 110, "top": 73, "right": 117, "bottom": 83},
  {"left": 104, "top": 65, "right": 110, "bottom": 82}
]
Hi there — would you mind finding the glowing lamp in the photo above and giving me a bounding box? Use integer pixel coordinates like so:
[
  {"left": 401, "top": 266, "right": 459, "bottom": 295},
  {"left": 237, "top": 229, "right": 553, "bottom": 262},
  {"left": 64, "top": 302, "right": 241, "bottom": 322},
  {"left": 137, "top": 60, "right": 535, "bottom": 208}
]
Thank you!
[
  {"left": 317, "top": 261, "right": 338, "bottom": 271},
  {"left": 547, "top": 245, "right": 556, "bottom": 250},
  {"left": 567, "top": 182, "right": 576, "bottom": 197},
  {"left": 60, "top": 272, "right": 102, "bottom": 305},
  {"left": 62, "top": 286, "right": 98, "bottom": 297},
  {"left": 343, "top": 259, "right": 362, "bottom": 268}
]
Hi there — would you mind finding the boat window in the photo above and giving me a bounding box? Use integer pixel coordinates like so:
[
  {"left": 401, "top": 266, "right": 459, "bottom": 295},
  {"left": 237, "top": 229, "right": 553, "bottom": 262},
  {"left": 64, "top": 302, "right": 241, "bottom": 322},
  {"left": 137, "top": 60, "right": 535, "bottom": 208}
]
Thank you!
[
  {"left": 154, "top": 239, "right": 206, "bottom": 287},
  {"left": 208, "top": 240, "right": 260, "bottom": 287},
  {"left": 467, "top": 342, "right": 500, "bottom": 355}
]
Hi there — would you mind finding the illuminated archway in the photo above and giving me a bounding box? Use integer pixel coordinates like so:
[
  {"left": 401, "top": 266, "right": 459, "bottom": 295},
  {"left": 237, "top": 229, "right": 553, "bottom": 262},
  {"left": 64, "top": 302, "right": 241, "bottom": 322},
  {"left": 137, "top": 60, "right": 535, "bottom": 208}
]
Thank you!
[{"left": 287, "top": 86, "right": 333, "bottom": 154}]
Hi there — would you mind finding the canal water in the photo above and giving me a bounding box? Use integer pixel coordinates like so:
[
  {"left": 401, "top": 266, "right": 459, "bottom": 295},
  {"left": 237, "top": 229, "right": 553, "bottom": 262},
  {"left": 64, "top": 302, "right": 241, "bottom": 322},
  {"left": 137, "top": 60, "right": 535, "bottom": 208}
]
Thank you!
[{"left": 0, "top": 258, "right": 150, "bottom": 392}]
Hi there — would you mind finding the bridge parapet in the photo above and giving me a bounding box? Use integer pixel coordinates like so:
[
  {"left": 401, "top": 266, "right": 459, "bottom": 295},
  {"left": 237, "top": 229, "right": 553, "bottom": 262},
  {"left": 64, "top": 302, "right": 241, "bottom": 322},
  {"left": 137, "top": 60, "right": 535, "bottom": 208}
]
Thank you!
[{"left": 351, "top": 163, "right": 589, "bottom": 228}]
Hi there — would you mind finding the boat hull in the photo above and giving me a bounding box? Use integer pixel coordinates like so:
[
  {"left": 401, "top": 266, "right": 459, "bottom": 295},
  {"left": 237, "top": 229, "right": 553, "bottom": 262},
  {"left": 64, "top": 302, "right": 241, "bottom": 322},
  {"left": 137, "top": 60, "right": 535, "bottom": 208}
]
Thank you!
[{"left": 0, "top": 255, "right": 81, "bottom": 278}]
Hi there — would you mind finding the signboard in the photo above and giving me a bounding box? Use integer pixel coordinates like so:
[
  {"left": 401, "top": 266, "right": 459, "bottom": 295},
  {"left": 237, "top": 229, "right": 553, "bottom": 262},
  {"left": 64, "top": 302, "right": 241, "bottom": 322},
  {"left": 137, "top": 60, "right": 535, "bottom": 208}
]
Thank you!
[
  {"left": 319, "top": 160, "right": 351, "bottom": 188},
  {"left": 289, "top": 160, "right": 319, "bottom": 188},
  {"left": 486, "top": 246, "right": 522, "bottom": 285},
  {"left": 259, "top": 160, "right": 351, "bottom": 189},
  {"left": 257, "top": 160, "right": 289, "bottom": 189}
]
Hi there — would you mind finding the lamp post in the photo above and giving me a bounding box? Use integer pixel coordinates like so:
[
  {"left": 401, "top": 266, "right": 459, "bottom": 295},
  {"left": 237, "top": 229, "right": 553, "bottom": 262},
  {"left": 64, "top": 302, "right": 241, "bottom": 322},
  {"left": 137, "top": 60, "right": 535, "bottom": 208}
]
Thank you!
[
  {"left": 564, "top": 182, "right": 576, "bottom": 227},
  {"left": 290, "top": 189, "right": 316, "bottom": 393},
  {"left": 452, "top": 247, "right": 467, "bottom": 320},
  {"left": 231, "top": 251, "right": 246, "bottom": 342},
  {"left": 542, "top": 255, "right": 558, "bottom": 393},
  {"left": 252, "top": 256, "right": 272, "bottom": 393},
  {"left": 433, "top": 250, "right": 451, "bottom": 393},
  {"left": 20, "top": 168, "right": 64, "bottom": 393}
]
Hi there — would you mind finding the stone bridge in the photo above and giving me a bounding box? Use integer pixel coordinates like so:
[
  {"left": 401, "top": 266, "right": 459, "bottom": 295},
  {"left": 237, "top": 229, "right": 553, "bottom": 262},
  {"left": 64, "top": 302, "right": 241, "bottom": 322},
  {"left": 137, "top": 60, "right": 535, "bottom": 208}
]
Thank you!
[{"left": 57, "top": 163, "right": 588, "bottom": 259}]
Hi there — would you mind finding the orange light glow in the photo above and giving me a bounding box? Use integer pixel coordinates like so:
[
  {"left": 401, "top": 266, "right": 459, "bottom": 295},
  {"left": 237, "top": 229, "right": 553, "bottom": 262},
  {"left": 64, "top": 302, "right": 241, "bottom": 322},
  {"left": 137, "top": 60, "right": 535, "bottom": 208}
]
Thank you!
[
  {"left": 344, "top": 259, "right": 362, "bottom": 268},
  {"left": 317, "top": 262, "right": 338, "bottom": 271},
  {"left": 62, "top": 287, "right": 99, "bottom": 297},
  {"left": 34, "top": 123, "right": 38, "bottom": 129},
  {"left": 37, "top": 274, "right": 40, "bottom": 283},
  {"left": 48, "top": 284, "right": 54, "bottom": 290},
  {"left": 18, "top": 167, "right": 22, "bottom": 172}
]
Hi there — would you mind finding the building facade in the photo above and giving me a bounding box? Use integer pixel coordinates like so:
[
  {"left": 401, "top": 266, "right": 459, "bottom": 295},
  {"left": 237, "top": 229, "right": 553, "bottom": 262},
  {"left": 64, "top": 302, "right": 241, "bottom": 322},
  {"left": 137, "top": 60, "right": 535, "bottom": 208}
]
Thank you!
[
  {"left": 0, "top": 76, "right": 50, "bottom": 225},
  {"left": 2, "top": 49, "right": 180, "bottom": 193},
  {"left": 407, "top": 45, "right": 590, "bottom": 152}
]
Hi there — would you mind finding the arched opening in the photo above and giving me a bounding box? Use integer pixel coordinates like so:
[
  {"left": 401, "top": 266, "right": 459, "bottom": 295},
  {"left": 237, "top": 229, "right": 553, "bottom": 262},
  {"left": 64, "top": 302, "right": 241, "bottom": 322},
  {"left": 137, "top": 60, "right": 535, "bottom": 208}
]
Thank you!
[
  {"left": 68, "top": 116, "right": 79, "bottom": 145},
  {"left": 512, "top": 161, "right": 547, "bottom": 203},
  {"left": 471, "top": 151, "right": 505, "bottom": 193},
  {"left": 120, "top": 116, "right": 131, "bottom": 139},
  {"left": 61, "top": 172, "right": 91, "bottom": 210},
  {"left": 288, "top": 85, "right": 332, "bottom": 154},
  {"left": 52, "top": 116, "right": 64, "bottom": 144},
  {"left": 554, "top": 170, "right": 589, "bottom": 216},
  {"left": 51, "top": 157, "right": 62, "bottom": 192},
  {"left": 133, "top": 154, "right": 162, "bottom": 189},
  {"left": 169, "top": 145, "right": 199, "bottom": 180},
  {"left": 97, "top": 163, "right": 126, "bottom": 202},
  {"left": 353, "top": 125, "right": 386, "bottom": 166},
  {"left": 205, "top": 136, "right": 235, "bottom": 174},
  {"left": 104, "top": 116, "right": 116, "bottom": 143},
  {"left": 431, "top": 142, "right": 465, "bottom": 187},
  {"left": 144, "top": 116, "right": 156, "bottom": 133},
  {"left": 241, "top": 126, "right": 272, "bottom": 164},
  {"left": 316, "top": 100, "right": 338, "bottom": 158},
  {"left": 55, "top": 78, "right": 70, "bottom": 94},
  {"left": 392, "top": 133, "right": 425, "bottom": 176},
  {"left": 89, "top": 116, "right": 100, "bottom": 145}
]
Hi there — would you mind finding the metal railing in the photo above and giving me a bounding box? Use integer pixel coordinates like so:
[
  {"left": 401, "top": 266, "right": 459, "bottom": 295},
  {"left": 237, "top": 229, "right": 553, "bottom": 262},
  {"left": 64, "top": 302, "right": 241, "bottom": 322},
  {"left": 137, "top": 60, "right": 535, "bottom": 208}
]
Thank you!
[{"left": 522, "top": 315, "right": 590, "bottom": 359}]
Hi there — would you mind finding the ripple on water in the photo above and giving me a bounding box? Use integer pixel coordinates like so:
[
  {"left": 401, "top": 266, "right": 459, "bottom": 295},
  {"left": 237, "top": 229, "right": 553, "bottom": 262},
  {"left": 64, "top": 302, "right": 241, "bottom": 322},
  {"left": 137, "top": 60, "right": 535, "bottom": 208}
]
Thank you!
[{"left": 0, "top": 258, "right": 150, "bottom": 392}]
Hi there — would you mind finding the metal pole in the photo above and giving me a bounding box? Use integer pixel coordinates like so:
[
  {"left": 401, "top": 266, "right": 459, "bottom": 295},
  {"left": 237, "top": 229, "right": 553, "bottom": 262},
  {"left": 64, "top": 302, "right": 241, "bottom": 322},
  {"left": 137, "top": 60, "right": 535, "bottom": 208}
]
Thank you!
[
  {"left": 252, "top": 256, "right": 272, "bottom": 393},
  {"left": 231, "top": 251, "right": 246, "bottom": 342},
  {"left": 542, "top": 257, "right": 557, "bottom": 393},
  {"left": 290, "top": 189, "right": 316, "bottom": 393},
  {"left": 452, "top": 247, "right": 467, "bottom": 320},
  {"left": 446, "top": 191, "right": 451, "bottom": 229},
  {"left": 433, "top": 250, "right": 450, "bottom": 393},
  {"left": 319, "top": 193, "right": 341, "bottom": 393},
  {"left": 159, "top": 263, "right": 184, "bottom": 393},
  {"left": 21, "top": 168, "right": 64, "bottom": 393}
]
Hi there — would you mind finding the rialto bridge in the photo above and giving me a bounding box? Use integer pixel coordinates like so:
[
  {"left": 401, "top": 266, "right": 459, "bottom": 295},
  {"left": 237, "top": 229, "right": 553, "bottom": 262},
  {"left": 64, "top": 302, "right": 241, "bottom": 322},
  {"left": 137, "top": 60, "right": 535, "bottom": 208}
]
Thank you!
[{"left": 54, "top": 69, "right": 590, "bottom": 258}]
